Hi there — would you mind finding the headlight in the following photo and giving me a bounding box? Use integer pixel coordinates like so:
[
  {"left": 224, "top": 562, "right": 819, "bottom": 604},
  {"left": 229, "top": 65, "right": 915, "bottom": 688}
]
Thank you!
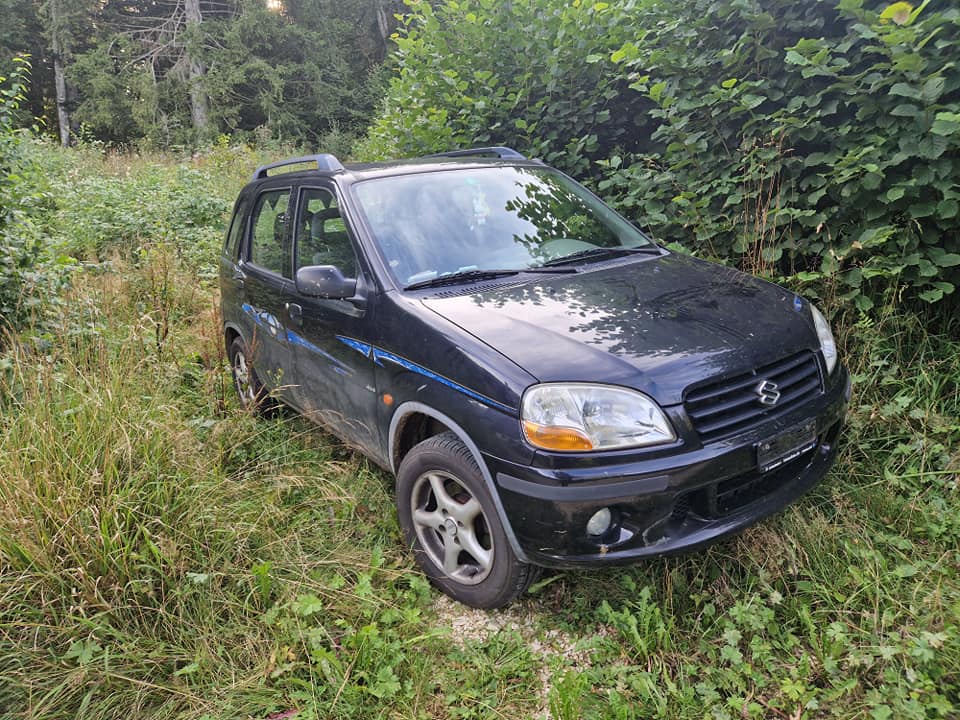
[
  {"left": 810, "top": 304, "right": 837, "bottom": 374},
  {"left": 521, "top": 383, "right": 675, "bottom": 452}
]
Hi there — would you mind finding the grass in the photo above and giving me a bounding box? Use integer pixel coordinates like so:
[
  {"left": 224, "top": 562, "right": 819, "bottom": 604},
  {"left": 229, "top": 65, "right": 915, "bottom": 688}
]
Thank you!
[{"left": 0, "top": 147, "right": 958, "bottom": 719}]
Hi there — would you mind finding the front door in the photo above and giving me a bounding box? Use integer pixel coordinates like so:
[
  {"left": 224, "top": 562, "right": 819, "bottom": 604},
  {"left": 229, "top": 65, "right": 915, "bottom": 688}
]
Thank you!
[{"left": 287, "top": 185, "right": 383, "bottom": 461}]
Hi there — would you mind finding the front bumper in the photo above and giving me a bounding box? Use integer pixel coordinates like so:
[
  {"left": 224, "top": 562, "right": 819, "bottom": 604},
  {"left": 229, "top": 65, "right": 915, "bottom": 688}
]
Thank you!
[{"left": 488, "top": 366, "right": 849, "bottom": 568}]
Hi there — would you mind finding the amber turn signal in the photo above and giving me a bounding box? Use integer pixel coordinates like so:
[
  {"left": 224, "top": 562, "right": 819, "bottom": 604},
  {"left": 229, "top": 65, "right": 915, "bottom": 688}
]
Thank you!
[{"left": 522, "top": 421, "right": 594, "bottom": 451}]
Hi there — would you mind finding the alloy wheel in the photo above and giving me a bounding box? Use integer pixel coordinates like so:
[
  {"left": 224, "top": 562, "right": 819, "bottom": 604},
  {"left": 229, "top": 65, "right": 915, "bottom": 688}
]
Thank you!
[
  {"left": 409, "top": 470, "right": 494, "bottom": 585},
  {"left": 233, "top": 350, "right": 256, "bottom": 406}
]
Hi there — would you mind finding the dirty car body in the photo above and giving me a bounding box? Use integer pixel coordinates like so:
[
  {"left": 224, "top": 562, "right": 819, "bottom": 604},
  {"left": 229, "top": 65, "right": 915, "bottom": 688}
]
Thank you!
[{"left": 219, "top": 148, "right": 849, "bottom": 607}]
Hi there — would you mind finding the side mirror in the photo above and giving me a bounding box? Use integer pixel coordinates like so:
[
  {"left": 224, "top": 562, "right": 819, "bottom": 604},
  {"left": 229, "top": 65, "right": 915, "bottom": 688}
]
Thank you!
[{"left": 295, "top": 265, "right": 358, "bottom": 299}]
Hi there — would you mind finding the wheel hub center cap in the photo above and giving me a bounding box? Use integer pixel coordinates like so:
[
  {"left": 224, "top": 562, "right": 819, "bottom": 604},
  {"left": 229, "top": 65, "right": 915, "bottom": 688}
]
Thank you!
[{"left": 443, "top": 518, "right": 458, "bottom": 536}]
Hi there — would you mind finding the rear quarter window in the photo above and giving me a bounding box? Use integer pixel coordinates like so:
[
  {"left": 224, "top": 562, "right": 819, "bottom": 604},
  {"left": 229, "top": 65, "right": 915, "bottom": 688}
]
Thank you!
[{"left": 223, "top": 197, "right": 249, "bottom": 260}]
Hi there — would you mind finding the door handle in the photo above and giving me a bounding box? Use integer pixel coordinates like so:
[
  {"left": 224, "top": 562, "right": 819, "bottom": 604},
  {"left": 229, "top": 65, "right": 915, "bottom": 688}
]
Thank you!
[
  {"left": 286, "top": 302, "right": 302, "bottom": 326},
  {"left": 232, "top": 271, "right": 245, "bottom": 289}
]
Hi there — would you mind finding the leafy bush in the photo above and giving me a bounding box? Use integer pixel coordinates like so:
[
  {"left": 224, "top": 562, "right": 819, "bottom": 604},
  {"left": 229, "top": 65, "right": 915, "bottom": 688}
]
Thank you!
[
  {"left": 50, "top": 154, "right": 232, "bottom": 276},
  {"left": 0, "top": 58, "right": 69, "bottom": 331},
  {"left": 360, "top": 0, "right": 960, "bottom": 309},
  {"left": 357, "top": 0, "right": 638, "bottom": 177},
  {"left": 604, "top": 0, "right": 960, "bottom": 310}
]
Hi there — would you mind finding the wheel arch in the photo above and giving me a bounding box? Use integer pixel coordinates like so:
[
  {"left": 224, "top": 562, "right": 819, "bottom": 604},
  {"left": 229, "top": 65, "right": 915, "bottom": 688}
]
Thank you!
[
  {"left": 388, "top": 401, "right": 529, "bottom": 564},
  {"left": 224, "top": 322, "right": 244, "bottom": 352}
]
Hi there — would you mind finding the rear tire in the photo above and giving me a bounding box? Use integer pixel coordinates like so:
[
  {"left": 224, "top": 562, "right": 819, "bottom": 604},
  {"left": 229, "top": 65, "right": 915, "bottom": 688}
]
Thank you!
[
  {"left": 396, "top": 432, "right": 539, "bottom": 608},
  {"left": 228, "top": 336, "right": 269, "bottom": 413}
]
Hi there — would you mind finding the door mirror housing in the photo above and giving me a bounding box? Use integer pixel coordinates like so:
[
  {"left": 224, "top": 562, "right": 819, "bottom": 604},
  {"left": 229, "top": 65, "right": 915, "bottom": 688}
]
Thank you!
[{"left": 295, "top": 265, "right": 358, "bottom": 299}]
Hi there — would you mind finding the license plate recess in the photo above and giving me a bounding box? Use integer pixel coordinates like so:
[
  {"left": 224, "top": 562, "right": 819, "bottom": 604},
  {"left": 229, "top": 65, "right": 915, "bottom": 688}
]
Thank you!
[{"left": 756, "top": 421, "right": 817, "bottom": 473}]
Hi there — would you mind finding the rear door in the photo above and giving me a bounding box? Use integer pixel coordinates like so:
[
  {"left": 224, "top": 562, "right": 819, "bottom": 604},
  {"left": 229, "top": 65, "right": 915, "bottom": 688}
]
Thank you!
[
  {"left": 220, "top": 193, "right": 250, "bottom": 329},
  {"left": 287, "top": 185, "right": 383, "bottom": 459},
  {"left": 238, "top": 186, "right": 298, "bottom": 397}
]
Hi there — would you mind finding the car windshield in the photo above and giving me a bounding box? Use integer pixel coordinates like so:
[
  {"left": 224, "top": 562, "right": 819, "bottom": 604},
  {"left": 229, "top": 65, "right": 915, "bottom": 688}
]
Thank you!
[{"left": 351, "top": 166, "right": 656, "bottom": 287}]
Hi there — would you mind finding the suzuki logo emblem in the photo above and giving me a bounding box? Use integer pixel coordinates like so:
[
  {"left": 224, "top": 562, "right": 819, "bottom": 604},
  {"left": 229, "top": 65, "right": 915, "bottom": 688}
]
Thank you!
[{"left": 755, "top": 380, "right": 781, "bottom": 406}]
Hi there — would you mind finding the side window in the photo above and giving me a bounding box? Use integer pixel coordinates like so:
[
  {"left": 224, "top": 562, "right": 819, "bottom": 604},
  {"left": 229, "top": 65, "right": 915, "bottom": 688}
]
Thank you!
[
  {"left": 224, "top": 197, "right": 248, "bottom": 259},
  {"left": 295, "top": 187, "right": 357, "bottom": 277},
  {"left": 249, "top": 189, "right": 291, "bottom": 276}
]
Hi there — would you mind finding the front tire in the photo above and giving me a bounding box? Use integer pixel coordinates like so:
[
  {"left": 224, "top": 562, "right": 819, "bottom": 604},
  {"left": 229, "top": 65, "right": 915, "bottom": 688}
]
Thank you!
[{"left": 396, "top": 432, "right": 538, "bottom": 608}]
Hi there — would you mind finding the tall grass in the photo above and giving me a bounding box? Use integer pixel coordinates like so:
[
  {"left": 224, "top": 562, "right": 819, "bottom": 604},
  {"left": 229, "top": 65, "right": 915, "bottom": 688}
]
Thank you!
[
  {"left": 2, "top": 258, "right": 243, "bottom": 715},
  {"left": 0, "top": 255, "right": 428, "bottom": 718}
]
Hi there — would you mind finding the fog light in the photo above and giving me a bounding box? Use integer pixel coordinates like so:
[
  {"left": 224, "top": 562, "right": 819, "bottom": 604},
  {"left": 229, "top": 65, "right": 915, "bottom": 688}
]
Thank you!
[{"left": 586, "top": 507, "right": 612, "bottom": 536}]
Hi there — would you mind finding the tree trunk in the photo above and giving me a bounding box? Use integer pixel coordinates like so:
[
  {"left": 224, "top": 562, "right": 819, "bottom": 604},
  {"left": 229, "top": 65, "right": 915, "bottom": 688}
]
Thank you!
[
  {"left": 184, "top": 0, "right": 209, "bottom": 137},
  {"left": 51, "top": 11, "right": 71, "bottom": 147},
  {"left": 376, "top": 5, "right": 390, "bottom": 43}
]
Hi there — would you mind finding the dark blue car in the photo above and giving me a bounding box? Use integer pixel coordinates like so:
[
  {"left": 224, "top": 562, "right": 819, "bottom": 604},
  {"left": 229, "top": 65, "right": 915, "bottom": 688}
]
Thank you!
[{"left": 219, "top": 148, "right": 849, "bottom": 608}]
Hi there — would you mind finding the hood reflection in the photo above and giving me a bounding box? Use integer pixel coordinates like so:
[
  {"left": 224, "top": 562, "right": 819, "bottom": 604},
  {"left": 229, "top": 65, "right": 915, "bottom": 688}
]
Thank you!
[{"left": 421, "top": 254, "right": 816, "bottom": 405}]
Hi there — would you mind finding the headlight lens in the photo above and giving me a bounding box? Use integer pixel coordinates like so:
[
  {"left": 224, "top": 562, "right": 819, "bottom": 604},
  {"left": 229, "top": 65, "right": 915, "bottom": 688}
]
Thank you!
[
  {"left": 811, "top": 304, "right": 837, "bottom": 374},
  {"left": 521, "top": 383, "right": 675, "bottom": 452}
]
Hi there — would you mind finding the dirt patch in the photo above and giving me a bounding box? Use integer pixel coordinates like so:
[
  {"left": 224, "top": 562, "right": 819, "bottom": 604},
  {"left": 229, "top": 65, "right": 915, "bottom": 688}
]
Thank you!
[{"left": 432, "top": 596, "right": 595, "bottom": 718}]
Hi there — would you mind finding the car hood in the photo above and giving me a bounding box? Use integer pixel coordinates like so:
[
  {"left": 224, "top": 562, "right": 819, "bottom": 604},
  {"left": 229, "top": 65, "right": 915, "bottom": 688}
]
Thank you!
[{"left": 419, "top": 253, "right": 820, "bottom": 406}]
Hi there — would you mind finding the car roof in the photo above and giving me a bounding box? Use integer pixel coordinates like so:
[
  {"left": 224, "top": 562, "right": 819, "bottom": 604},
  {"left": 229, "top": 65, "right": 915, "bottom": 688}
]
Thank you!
[
  {"left": 342, "top": 156, "right": 546, "bottom": 181},
  {"left": 242, "top": 148, "right": 546, "bottom": 191}
]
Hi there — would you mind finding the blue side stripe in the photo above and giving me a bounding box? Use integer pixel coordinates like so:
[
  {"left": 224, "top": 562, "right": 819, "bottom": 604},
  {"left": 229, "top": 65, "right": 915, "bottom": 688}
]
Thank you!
[
  {"left": 288, "top": 329, "right": 354, "bottom": 377},
  {"left": 241, "top": 303, "right": 261, "bottom": 326},
  {"left": 242, "top": 303, "right": 280, "bottom": 335},
  {"left": 335, "top": 335, "right": 372, "bottom": 357},
  {"left": 372, "top": 348, "right": 514, "bottom": 413},
  {"left": 241, "top": 304, "right": 355, "bottom": 377},
  {"left": 315, "top": 332, "right": 514, "bottom": 413}
]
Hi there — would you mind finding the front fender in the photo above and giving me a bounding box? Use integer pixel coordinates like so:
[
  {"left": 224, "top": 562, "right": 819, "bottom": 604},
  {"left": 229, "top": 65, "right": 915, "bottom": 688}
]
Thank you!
[{"left": 388, "top": 401, "right": 530, "bottom": 563}]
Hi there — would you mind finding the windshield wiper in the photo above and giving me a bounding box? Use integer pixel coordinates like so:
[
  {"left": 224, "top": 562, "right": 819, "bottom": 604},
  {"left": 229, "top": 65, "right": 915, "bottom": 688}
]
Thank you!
[
  {"left": 540, "top": 245, "right": 663, "bottom": 267},
  {"left": 404, "top": 266, "right": 576, "bottom": 291}
]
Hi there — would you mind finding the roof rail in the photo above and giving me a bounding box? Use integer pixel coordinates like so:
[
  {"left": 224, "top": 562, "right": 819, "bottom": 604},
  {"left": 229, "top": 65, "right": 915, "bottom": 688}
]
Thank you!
[
  {"left": 252, "top": 154, "right": 345, "bottom": 181},
  {"left": 426, "top": 146, "right": 527, "bottom": 160}
]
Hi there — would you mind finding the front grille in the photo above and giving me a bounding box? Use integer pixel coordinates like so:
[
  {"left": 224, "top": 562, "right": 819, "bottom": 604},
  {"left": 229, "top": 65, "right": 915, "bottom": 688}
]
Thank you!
[{"left": 684, "top": 351, "right": 823, "bottom": 443}]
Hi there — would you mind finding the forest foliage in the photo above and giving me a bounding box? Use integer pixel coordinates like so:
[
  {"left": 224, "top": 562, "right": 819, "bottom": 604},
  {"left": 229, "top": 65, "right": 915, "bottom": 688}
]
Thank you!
[
  {"left": 1, "top": 0, "right": 403, "bottom": 148},
  {"left": 359, "top": 0, "right": 960, "bottom": 310}
]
